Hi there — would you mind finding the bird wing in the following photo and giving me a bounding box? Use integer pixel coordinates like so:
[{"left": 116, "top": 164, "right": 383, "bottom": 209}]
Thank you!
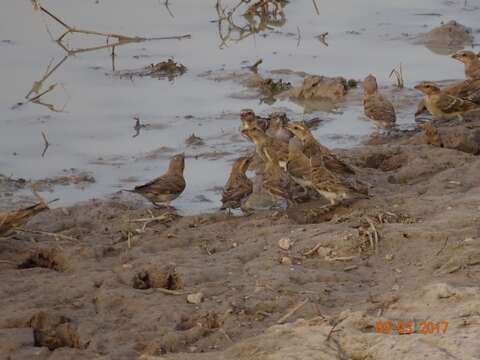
[
  {"left": 135, "top": 174, "right": 186, "bottom": 195},
  {"left": 445, "top": 79, "right": 480, "bottom": 103},
  {"left": 436, "top": 94, "right": 477, "bottom": 114},
  {"left": 303, "top": 141, "right": 355, "bottom": 176},
  {"left": 221, "top": 176, "right": 253, "bottom": 205}
]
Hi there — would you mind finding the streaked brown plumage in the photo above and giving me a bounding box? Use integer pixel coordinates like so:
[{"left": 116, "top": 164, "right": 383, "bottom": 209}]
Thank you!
[
  {"left": 286, "top": 121, "right": 355, "bottom": 176},
  {"left": 130, "top": 153, "right": 186, "bottom": 207},
  {"left": 242, "top": 127, "right": 289, "bottom": 169},
  {"left": 262, "top": 161, "right": 295, "bottom": 203},
  {"left": 285, "top": 137, "right": 313, "bottom": 189},
  {"left": 415, "top": 78, "right": 480, "bottom": 116},
  {"left": 363, "top": 74, "right": 396, "bottom": 129},
  {"left": 221, "top": 156, "right": 253, "bottom": 211},
  {"left": 265, "top": 112, "right": 293, "bottom": 142},
  {"left": 0, "top": 201, "right": 50, "bottom": 237},
  {"left": 286, "top": 137, "right": 365, "bottom": 205},
  {"left": 452, "top": 50, "right": 480, "bottom": 80},
  {"left": 415, "top": 81, "right": 479, "bottom": 121}
]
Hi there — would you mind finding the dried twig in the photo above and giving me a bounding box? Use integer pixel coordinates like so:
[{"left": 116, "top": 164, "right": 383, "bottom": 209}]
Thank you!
[
  {"left": 277, "top": 298, "right": 309, "bottom": 324},
  {"left": 389, "top": 63, "right": 404, "bottom": 88},
  {"left": 303, "top": 242, "right": 323, "bottom": 256},
  {"left": 435, "top": 236, "right": 449, "bottom": 256},
  {"left": 15, "top": 229, "right": 78, "bottom": 242},
  {"left": 296, "top": 26, "right": 302, "bottom": 47}
]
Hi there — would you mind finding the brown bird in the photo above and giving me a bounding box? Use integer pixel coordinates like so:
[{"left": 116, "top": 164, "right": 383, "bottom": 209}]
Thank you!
[
  {"left": 286, "top": 137, "right": 365, "bottom": 205},
  {"left": 262, "top": 161, "right": 296, "bottom": 205},
  {"left": 129, "top": 153, "right": 186, "bottom": 207},
  {"left": 415, "top": 81, "right": 479, "bottom": 121},
  {"left": 415, "top": 78, "right": 480, "bottom": 116},
  {"left": 452, "top": 50, "right": 480, "bottom": 80},
  {"left": 309, "top": 158, "right": 366, "bottom": 205},
  {"left": 240, "top": 109, "right": 269, "bottom": 133},
  {"left": 221, "top": 156, "right": 253, "bottom": 212},
  {"left": 265, "top": 112, "right": 293, "bottom": 142},
  {"left": 0, "top": 201, "right": 50, "bottom": 237},
  {"left": 285, "top": 137, "right": 314, "bottom": 188},
  {"left": 286, "top": 121, "right": 355, "bottom": 176},
  {"left": 242, "top": 127, "right": 289, "bottom": 169},
  {"left": 363, "top": 74, "right": 396, "bottom": 129}
]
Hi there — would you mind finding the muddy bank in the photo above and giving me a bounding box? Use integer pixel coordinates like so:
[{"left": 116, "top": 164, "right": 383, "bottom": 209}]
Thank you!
[{"left": 1, "top": 115, "right": 480, "bottom": 359}]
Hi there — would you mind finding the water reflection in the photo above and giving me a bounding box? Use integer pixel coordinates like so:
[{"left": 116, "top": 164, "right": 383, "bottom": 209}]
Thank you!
[
  {"left": 214, "top": 0, "right": 289, "bottom": 48},
  {"left": 13, "top": 4, "right": 190, "bottom": 113}
]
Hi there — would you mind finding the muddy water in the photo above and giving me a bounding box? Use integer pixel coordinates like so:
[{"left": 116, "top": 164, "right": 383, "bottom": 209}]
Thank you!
[{"left": 0, "top": 0, "right": 478, "bottom": 213}]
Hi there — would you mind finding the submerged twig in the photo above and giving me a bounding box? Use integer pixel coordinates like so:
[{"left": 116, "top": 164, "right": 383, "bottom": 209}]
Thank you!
[
  {"left": 41, "top": 131, "right": 50, "bottom": 157},
  {"left": 312, "top": 0, "right": 320, "bottom": 16},
  {"left": 248, "top": 58, "right": 263, "bottom": 73}
]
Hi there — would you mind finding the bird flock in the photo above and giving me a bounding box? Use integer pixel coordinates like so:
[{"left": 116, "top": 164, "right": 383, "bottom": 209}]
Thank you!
[{"left": 129, "top": 50, "right": 480, "bottom": 212}]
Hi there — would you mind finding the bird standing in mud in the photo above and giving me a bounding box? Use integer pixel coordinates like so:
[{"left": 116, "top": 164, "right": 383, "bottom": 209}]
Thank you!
[
  {"left": 128, "top": 153, "right": 186, "bottom": 208},
  {"left": 286, "top": 121, "right": 355, "bottom": 176},
  {"left": 221, "top": 156, "right": 253, "bottom": 213},
  {"left": 363, "top": 74, "right": 396, "bottom": 129},
  {"left": 415, "top": 81, "right": 479, "bottom": 121},
  {"left": 452, "top": 50, "right": 480, "bottom": 80},
  {"left": 286, "top": 137, "right": 366, "bottom": 206}
]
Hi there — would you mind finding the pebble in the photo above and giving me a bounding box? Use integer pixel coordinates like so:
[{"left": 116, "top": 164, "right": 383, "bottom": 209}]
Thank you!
[
  {"left": 187, "top": 292, "right": 204, "bottom": 304},
  {"left": 278, "top": 238, "right": 291, "bottom": 250}
]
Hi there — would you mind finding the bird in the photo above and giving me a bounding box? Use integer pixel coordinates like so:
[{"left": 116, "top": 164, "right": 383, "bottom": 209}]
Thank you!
[
  {"left": 415, "top": 78, "right": 480, "bottom": 117},
  {"left": 221, "top": 156, "right": 253, "bottom": 212},
  {"left": 242, "top": 127, "right": 289, "bottom": 169},
  {"left": 414, "top": 81, "right": 479, "bottom": 121},
  {"left": 261, "top": 161, "right": 296, "bottom": 205},
  {"left": 128, "top": 153, "right": 186, "bottom": 207},
  {"left": 265, "top": 112, "right": 293, "bottom": 142},
  {"left": 309, "top": 157, "right": 367, "bottom": 206},
  {"left": 0, "top": 201, "right": 50, "bottom": 237},
  {"left": 285, "top": 137, "right": 314, "bottom": 189},
  {"left": 240, "top": 109, "right": 269, "bottom": 133},
  {"left": 452, "top": 50, "right": 480, "bottom": 80},
  {"left": 286, "top": 121, "right": 355, "bottom": 176},
  {"left": 363, "top": 74, "right": 396, "bottom": 129},
  {"left": 286, "top": 137, "right": 366, "bottom": 206}
]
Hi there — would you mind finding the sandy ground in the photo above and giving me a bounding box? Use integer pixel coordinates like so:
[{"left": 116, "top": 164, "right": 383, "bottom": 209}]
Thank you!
[{"left": 1, "top": 114, "right": 480, "bottom": 360}]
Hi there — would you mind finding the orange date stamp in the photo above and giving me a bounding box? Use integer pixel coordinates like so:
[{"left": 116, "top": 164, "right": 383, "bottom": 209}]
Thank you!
[{"left": 375, "top": 320, "right": 448, "bottom": 335}]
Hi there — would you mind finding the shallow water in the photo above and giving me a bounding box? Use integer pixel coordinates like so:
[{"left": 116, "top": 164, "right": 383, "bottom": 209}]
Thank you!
[{"left": 0, "top": 0, "right": 479, "bottom": 213}]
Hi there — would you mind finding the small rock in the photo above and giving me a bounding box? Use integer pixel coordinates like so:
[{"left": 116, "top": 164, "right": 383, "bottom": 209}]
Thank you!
[
  {"left": 278, "top": 238, "right": 291, "bottom": 250},
  {"left": 385, "top": 254, "right": 394, "bottom": 261},
  {"left": 317, "top": 246, "right": 332, "bottom": 258},
  {"left": 281, "top": 256, "right": 292, "bottom": 265},
  {"left": 392, "top": 284, "right": 400, "bottom": 291},
  {"left": 187, "top": 292, "right": 204, "bottom": 304}
]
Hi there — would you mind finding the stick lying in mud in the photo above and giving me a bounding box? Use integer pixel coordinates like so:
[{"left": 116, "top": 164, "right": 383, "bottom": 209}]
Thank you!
[{"left": 277, "top": 298, "right": 309, "bottom": 324}]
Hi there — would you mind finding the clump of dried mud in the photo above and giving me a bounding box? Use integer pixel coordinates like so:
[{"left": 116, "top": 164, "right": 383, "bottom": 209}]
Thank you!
[{"left": 1, "top": 116, "right": 480, "bottom": 359}]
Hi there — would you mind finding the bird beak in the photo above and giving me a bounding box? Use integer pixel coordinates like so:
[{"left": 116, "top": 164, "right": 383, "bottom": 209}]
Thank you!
[
  {"left": 414, "top": 84, "right": 422, "bottom": 91},
  {"left": 451, "top": 53, "right": 459, "bottom": 60}
]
